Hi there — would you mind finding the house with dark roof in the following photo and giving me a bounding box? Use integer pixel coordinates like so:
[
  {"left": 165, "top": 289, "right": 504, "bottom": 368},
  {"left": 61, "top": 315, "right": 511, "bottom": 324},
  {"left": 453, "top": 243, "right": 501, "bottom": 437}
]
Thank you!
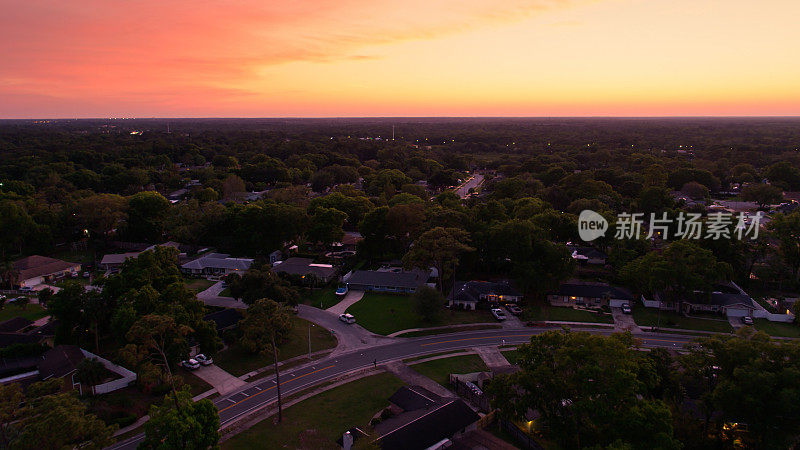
[
  {"left": 645, "top": 283, "right": 758, "bottom": 318},
  {"left": 373, "top": 386, "right": 480, "bottom": 450},
  {"left": 448, "top": 281, "right": 523, "bottom": 310},
  {"left": 203, "top": 308, "right": 243, "bottom": 332},
  {"left": 567, "top": 245, "right": 608, "bottom": 265},
  {"left": 272, "top": 257, "right": 337, "bottom": 283},
  {"left": 344, "top": 268, "right": 428, "bottom": 294},
  {"left": 37, "top": 345, "right": 85, "bottom": 391},
  {"left": 12, "top": 256, "right": 82, "bottom": 288},
  {"left": 548, "top": 281, "right": 633, "bottom": 308},
  {"left": 181, "top": 253, "right": 254, "bottom": 277}
]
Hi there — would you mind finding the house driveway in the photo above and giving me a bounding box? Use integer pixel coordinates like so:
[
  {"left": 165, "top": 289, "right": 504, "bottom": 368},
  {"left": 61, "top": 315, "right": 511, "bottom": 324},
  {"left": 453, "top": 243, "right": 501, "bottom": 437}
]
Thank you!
[
  {"left": 189, "top": 364, "right": 245, "bottom": 395},
  {"left": 325, "top": 290, "right": 364, "bottom": 316},
  {"left": 197, "top": 281, "right": 248, "bottom": 309},
  {"left": 612, "top": 307, "right": 642, "bottom": 333}
]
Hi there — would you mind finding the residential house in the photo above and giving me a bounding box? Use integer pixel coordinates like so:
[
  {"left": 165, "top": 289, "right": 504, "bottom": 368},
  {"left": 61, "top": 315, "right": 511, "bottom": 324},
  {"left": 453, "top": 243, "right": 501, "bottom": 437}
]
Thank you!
[
  {"left": 272, "top": 257, "right": 337, "bottom": 283},
  {"left": 12, "top": 256, "right": 82, "bottom": 288},
  {"left": 567, "top": 245, "right": 607, "bottom": 265},
  {"left": 344, "top": 268, "right": 428, "bottom": 294},
  {"left": 37, "top": 345, "right": 85, "bottom": 392},
  {"left": 203, "top": 308, "right": 243, "bottom": 333},
  {"left": 181, "top": 253, "right": 254, "bottom": 277},
  {"left": 332, "top": 231, "right": 363, "bottom": 252},
  {"left": 448, "top": 280, "right": 523, "bottom": 310},
  {"left": 643, "top": 283, "right": 758, "bottom": 318},
  {"left": 372, "top": 385, "right": 480, "bottom": 450},
  {"left": 548, "top": 281, "right": 633, "bottom": 308},
  {"left": 99, "top": 252, "right": 141, "bottom": 272}
]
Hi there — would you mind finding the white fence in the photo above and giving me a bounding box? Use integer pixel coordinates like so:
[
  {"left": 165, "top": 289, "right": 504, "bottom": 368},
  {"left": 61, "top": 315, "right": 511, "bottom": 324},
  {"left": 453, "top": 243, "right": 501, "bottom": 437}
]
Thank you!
[{"left": 80, "top": 349, "right": 137, "bottom": 395}]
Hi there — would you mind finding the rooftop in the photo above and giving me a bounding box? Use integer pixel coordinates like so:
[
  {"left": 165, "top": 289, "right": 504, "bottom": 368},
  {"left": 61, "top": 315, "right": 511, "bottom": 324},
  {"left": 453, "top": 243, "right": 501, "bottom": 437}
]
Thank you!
[
  {"left": 552, "top": 281, "right": 633, "bottom": 301},
  {"left": 38, "top": 345, "right": 85, "bottom": 380},
  {"left": 13, "top": 256, "right": 80, "bottom": 282},
  {"left": 346, "top": 269, "right": 427, "bottom": 289}
]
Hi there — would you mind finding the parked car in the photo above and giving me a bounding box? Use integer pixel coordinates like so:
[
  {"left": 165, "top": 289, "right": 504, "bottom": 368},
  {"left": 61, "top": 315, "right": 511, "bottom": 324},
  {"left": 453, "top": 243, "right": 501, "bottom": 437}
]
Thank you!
[
  {"left": 741, "top": 316, "right": 754, "bottom": 325},
  {"left": 82, "top": 271, "right": 91, "bottom": 278},
  {"left": 70, "top": 272, "right": 79, "bottom": 278},
  {"left": 335, "top": 286, "right": 349, "bottom": 296},
  {"left": 194, "top": 354, "right": 213, "bottom": 366},
  {"left": 505, "top": 304, "right": 523, "bottom": 315},
  {"left": 19, "top": 286, "right": 32, "bottom": 293},
  {"left": 621, "top": 303, "right": 632, "bottom": 314},
  {"left": 491, "top": 308, "right": 507, "bottom": 321},
  {"left": 339, "top": 313, "right": 356, "bottom": 324},
  {"left": 180, "top": 359, "right": 200, "bottom": 370}
]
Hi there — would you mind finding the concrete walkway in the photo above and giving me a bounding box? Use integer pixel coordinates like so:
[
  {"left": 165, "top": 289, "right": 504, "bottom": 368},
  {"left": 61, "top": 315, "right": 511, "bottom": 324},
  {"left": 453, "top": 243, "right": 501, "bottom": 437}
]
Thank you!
[
  {"left": 325, "top": 290, "right": 364, "bottom": 315},
  {"left": 191, "top": 364, "right": 246, "bottom": 395},
  {"left": 383, "top": 360, "right": 456, "bottom": 398},
  {"left": 197, "top": 281, "right": 248, "bottom": 309},
  {"left": 472, "top": 346, "right": 512, "bottom": 371}
]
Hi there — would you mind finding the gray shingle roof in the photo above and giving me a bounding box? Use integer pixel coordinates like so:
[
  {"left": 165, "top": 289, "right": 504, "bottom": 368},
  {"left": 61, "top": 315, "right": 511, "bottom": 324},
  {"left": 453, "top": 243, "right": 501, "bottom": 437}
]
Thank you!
[
  {"left": 346, "top": 269, "right": 427, "bottom": 289},
  {"left": 182, "top": 254, "right": 253, "bottom": 271}
]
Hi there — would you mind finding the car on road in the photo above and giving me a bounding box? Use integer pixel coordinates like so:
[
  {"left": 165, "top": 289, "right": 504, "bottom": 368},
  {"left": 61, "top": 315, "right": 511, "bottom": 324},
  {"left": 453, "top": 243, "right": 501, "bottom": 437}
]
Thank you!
[
  {"left": 741, "top": 316, "right": 754, "bottom": 325},
  {"left": 19, "top": 286, "right": 32, "bottom": 293},
  {"left": 621, "top": 303, "right": 632, "bottom": 314},
  {"left": 180, "top": 359, "right": 200, "bottom": 370},
  {"left": 504, "top": 304, "right": 523, "bottom": 315},
  {"left": 491, "top": 308, "right": 507, "bottom": 321},
  {"left": 70, "top": 272, "right": 79, "bottom": 278},
  {"left": 339, "top": 313, "right": 356, "bottom": 324},
  {"left": 194, "top": 354, "right": 213, "bottom": 366},
  {"left": 335, "top": 286, "right": 349, "bottom": 296}
]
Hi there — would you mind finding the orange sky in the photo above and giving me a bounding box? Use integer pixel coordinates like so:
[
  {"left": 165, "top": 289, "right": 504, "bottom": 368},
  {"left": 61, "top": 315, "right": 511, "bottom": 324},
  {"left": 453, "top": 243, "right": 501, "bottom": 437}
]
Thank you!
[{"left": 1, "top": 0, "right": 799, "bottom": 117}]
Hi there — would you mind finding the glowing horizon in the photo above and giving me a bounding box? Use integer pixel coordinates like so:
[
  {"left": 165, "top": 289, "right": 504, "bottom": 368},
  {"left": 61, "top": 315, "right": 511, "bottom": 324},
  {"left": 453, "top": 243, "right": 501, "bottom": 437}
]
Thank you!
[{"left": 1, "top": 0, "right": 799, "bottom": 118}]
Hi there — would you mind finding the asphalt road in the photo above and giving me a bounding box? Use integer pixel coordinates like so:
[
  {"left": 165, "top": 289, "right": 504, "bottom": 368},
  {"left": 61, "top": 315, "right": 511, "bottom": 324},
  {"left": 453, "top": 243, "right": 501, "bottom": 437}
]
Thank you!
[
  {"left": 454, "top": 173, "right": 485, "bottom": 199},
  {"left": 108, "top": 326, "right": 695, "bottom": 450}
]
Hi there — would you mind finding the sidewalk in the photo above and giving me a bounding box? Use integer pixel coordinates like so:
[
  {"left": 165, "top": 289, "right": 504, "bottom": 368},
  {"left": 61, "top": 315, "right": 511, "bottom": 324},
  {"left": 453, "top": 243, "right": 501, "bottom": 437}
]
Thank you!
[
  {"left": 472, "top": 346, "right": 512, "bottom": 371},
  {"left": 383, "top": 361, "right": 456, "bottom": 398}
]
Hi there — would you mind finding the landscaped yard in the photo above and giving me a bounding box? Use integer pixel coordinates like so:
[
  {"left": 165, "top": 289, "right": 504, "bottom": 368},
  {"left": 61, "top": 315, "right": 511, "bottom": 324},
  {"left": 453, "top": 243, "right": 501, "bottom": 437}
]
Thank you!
[
  {"left": 345, "top": 293, "right": 494, "bottom": 335},
  {"left": 411, "top": 354, "right": 488, "bottom": 386},
  {"left": 754, "top": 319, "right": 800, "bottom": 338},
  {"left": 218, "top": 287, "right": 232, "bottom": 297},
  {"left": 214, "top": 317, "right": 337, "bottom": 377},
  {"left": 184, "top": 277, "right": 216, "bottom": 293},
  {"left": 525, "top": 304, "right": 614, "bottom": 324},
  {"left": 0, "top": 303, "right": 49, "bottom": 323},
  {"left": 301, "top": 288, "right": 341, "bottom": 310},
  {"left": 223, "top": 373, "right": 405, "bottom": 450},
  {"left": 632, "top": 307, "right": 733, "bottom": 333}
]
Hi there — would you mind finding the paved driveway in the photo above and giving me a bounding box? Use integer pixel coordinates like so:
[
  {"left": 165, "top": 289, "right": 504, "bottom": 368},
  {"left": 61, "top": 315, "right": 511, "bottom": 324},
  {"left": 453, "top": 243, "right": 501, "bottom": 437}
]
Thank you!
[
  {"left": 611, "top": 307, "right": 641, "bottom": 333},
  {"left": 325, "top": 290, "right": 364, "bottom": 315},
  {"left": 190, "top": 364, "right": 245, "bottom": 395},
  {"left": 197, "top": 281, "right": 248, "bottom": 309}
]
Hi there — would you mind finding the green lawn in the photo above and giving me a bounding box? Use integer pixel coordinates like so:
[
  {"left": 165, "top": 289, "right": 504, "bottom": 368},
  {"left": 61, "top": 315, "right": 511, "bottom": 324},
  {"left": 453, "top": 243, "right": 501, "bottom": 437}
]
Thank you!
[
  {"left": 214, "top": 317, "right": 337, "bottom": 377},
  {"left": 632, "top": 307, "right": 733, "bottom": 333},
  {"left": 301, "top": 288, "right": 341, "bottom": 310},
  {"left": 183, "top": 278, "right": 216, "bottom": 293},
  {"left": 0, "top": 303, "right": 49, "bottom": 323},
  {"left": 218, "top": 288, "right": 232, "bottom": 297},
  {"left": 411, "top": 354, "right": 488, "bottom": 386},
  {"left": 525, "top": 304, "right": 614, "bottom": 324},
  {"left": 501, "top": 349, "right": 521, "bottom": 365},
  {"left": 223, "top": 373, "right": 405, "bottom": 450},
  {"left": 51, "top": 249, "right": 94, "bottom": 265},
  {"left": 178, "top": 371, "right": 214, "bottom": 396},
  {"left": 345, "top": 293, "right": 494, "bottom": 335},
  {"left": 754, "top": 319, "right": 800, "bottom": 338}
]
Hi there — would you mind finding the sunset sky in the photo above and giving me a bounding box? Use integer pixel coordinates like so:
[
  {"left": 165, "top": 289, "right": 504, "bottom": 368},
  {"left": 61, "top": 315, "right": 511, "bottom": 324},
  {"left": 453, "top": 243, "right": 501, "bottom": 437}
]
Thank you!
[{"left": 1, "top": 0, "right": 799, "bottom": 118}]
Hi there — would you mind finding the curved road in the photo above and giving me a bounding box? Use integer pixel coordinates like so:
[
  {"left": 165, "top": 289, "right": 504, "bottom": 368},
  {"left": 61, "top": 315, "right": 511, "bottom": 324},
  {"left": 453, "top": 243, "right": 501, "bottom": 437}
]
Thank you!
[{"left": 108, "top": 325, "right": 695, "bottom": 449}]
